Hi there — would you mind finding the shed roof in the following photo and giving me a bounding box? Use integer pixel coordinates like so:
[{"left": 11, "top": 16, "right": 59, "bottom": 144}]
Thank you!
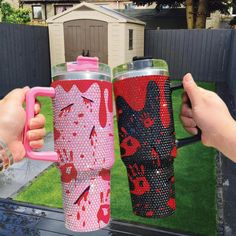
[{"left": 47, "top": 2, "right": 145, "bottom": 25}]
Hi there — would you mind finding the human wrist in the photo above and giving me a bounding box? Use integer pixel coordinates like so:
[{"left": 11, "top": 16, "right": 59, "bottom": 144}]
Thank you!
[
  {"left": 0, "top": 130, "right": 11, "bottom": 146},
  {"left": 214, "top": 118, "right": 236, "bottom": 160},
  {"left": 0, "top": 139, "right": 14, "bottom": 172}
]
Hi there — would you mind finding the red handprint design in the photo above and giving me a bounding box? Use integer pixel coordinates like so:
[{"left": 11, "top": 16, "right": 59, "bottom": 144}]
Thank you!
[
  {"left": 97, "top": 189, "right": 110, "bottom": 225},
  {"left": 128, "top": 164, "right": 150, "bottom": 196},
  {"left": 139, "top": 112, "right": 155, "bottom": 128},
  {"left": 58, "top": 149, "right": 77, "bottom": 183}
]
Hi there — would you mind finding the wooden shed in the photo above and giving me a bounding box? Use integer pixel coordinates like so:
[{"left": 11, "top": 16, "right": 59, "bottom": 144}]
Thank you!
[{"left": 47, "top": 2, "right": 145, "bottom": 68}]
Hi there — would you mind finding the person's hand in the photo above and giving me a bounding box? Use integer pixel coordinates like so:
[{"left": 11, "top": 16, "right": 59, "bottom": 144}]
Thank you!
[
  {"left": 0, "top": 87, "right": 46, "bottom": 163},
  {"left": 180, "top": 73, "right": 236, "bottom": 161}
]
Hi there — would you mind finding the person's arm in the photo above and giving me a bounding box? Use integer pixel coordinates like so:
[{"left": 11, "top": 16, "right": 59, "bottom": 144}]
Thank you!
[
  {"left": 180, "top": 73, "right": 236, "bottom": 162},
  {"left": 0, "top": 87, "right": 45, "bottom": 166}
]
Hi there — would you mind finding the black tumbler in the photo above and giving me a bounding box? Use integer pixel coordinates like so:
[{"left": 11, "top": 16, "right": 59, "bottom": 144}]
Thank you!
[{"left": 113, "top": 58, "right": 200, "bottom": 218}]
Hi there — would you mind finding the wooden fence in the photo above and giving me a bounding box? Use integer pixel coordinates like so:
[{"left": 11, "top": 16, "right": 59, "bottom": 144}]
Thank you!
[
  {"left": 144, "top": 29, "right": 234, "bottom": 82},
  {"left": 0, "top": 23, "right": 51, "bottom": 98}
]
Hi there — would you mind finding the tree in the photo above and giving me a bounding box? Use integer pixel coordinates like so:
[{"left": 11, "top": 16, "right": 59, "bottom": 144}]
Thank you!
[
  {"left": 229, "top": 16, "right": 236, "bottom": 28},
  {"left": 131, "top": 0, "right": 234, "bottom": 29},
  {"left": 0, "top": 1, "right": 30, "bottom": 24}
]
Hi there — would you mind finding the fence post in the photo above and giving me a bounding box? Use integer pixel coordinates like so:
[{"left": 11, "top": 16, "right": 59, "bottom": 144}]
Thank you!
[{"left": 216, "top": 30, "right": 236, "bottom": 236}]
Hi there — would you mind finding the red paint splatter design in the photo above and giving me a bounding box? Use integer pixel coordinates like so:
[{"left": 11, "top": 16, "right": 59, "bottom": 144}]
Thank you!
[
  {"left": 114, "top": 75, "right": 170, "bottom": 128},
  {"left": 99, "top": 169, "right": 110, "bottom": 181},
  {"left": 167, "top": 198, "right": 176, "bottom": 210},
  {"left": 74, "top": 186, "right": 90, "bottom": 205},
  {"left": 59, "top": 103, "right": 74, "bottom": 118},
  {"left": 90, "top": 126, "right": 97, "bottom": 140},
  {"left": 114, "top": 75, "right": 177, "bottom": 218},
  {"left": 54, "top": 128, "right": 61, "bottom": 141},
  {"left": 52, "top": 80, "right": 113, "bottom": 128},
  {"left": 82, "top": 96, "right": 93, "bottom": 106},
  {"left": 80, "top": 154, "right": 84, "bottom": 158},
  {"left": 52, "top": 77, "right": 114, "bottom": 230},
  {"left": 146, "top": 210, "right": 154, "bottom": 217},
  {"left": 151, "top": 147, "right": 161, "bottom": 168},
  {"left": 171, "top": 145, "right": 177, "bottom": 157}
]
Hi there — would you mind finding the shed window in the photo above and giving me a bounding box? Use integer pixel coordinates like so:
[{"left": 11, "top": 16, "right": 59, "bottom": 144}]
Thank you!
[
  {"left": 128, "top": 29, "right": 133, "bottom": 50},
  {"left": 125, "top": 3, "right": 135, "bottom": 9},
  {"left": 32, "top": 5, "right": 42, "bottom": 19},
  {"left": 54, "top": 5, "right": 73, "bottom": 15}
]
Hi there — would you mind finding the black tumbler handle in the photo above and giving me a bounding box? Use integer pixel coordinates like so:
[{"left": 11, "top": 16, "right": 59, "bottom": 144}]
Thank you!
[{"left": 170, "top": 82, "right": 202, "bottom": 149}]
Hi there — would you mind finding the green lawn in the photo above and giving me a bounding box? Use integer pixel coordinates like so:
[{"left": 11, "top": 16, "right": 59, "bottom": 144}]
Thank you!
[
  {"left": 15, "top": 82, "right": 216, "bottom": 236},
  {"left": 37, "top": 96, "right": 53, "bottom": 133}
]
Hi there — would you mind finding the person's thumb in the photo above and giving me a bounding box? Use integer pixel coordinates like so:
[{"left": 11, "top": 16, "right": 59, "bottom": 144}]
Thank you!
[
  {"left": 183, "top": 73, "right": 200, "bottom": 107},
  {"left": 4, "top": 86, "right": 30, "bottom": 105}
]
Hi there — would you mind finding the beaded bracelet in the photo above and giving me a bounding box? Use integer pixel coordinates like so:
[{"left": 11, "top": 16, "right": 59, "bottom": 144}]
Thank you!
[{"left": 0, "top": 139, "right": 13, "bottom": 173}]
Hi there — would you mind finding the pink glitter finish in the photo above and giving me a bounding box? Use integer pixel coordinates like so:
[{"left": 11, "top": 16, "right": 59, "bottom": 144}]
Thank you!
[{"left": 52, "top": 80, "right": 114, "bottom": 232}]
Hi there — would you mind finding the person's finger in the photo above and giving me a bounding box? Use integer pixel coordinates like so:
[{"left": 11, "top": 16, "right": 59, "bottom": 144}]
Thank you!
[
  {"left": 4, "top": 86, "right": 30, "bottom": 105},
  {"left": 29, "top": 139, "right": 44, "bottom": 149},
  {"left": 180, "top": 116, "right": 197, "bottom": 128},
  {"left": 28, "top": 114, "right": 45, "bottom": 130},
  {"left": 182, "top": 92, "right": 190, "bottom": 103},
  {"left": 34, "top": 100, "right": 41, "bottom": 115},
  {"left": 183, "top": 73, "right": 200, "bottom": 107},
  {"left": 181, "top": 103, "right": 193, "bottom": 118},
  {"left": 27, "top": 128, "right": 46, "bottom": 141},
  {"left": 184, "top": 127, "right": 198, "bottom": 135}
]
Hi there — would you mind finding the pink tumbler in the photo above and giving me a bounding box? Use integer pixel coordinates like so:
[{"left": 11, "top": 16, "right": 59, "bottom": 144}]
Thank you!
[{"left": 24, "top": 56, "right": 114, "bottom": 232}]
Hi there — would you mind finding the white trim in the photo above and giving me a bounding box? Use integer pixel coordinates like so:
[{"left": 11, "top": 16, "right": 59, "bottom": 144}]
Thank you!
[{"left": 47, "top": 2, "right": 145, "bottom": 25}]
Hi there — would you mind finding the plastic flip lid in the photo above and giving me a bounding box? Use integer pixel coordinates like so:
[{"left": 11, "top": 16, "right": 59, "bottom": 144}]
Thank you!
[
  {"left": 113, "top": 57, "right": 169, "bottom": 81},
  {"left": 51, "top": 56, "right": 111, "bottom": 81}
]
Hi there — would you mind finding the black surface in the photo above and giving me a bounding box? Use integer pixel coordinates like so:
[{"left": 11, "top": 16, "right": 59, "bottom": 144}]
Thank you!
[
  {"left": 115, "top": 77, "right": 176, "bottom": 218},
  {"left": 0, "top": 198, "right": 195, "bottom": 236},
  {"left": 0, "top": 23, "right": 51, "bottom": 98},
  {"left": 144, "top": 29, "right": 234, "bottom": 82}
]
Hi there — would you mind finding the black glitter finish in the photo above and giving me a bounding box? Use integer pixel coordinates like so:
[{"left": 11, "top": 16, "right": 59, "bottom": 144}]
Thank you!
[{"left": 114, "top": 76, "right": 177, "bottom": 218}]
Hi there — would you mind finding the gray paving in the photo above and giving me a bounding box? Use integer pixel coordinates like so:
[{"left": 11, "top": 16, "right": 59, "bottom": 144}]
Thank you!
[{"left": 0, "top": 133, "right": 54, "bottom": 198}]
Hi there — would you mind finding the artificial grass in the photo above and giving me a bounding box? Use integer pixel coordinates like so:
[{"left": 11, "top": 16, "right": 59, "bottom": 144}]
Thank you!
[
  {"left": 37, "top": 96, "right": 53, "bottom": 133},
  {"left": 15, "top": 82, "right": 217, "bottom": 236}
]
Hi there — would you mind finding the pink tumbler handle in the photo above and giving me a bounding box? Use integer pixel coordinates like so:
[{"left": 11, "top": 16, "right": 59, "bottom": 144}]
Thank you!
[{"left": 24, "top": 87, "right": 58, "bottom": 162}]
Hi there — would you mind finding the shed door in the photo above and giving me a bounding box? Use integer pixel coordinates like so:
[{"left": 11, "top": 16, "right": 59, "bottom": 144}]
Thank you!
[{"left": 64, "top": 20, "right": 108, "bottom": 63}]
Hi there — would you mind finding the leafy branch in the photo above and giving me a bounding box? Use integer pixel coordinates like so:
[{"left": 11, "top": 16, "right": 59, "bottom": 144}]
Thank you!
[{"left": 0, "top": 1, "right": 31, "bottom": 24}]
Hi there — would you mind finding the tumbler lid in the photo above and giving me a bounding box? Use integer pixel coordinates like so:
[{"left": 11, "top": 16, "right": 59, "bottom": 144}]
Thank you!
[
  {"left": 113, "top": 57, "right": 169, "bottom": 81},
  {"left": 52, "top": 56, "right": 111, "bottom": 82}
]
